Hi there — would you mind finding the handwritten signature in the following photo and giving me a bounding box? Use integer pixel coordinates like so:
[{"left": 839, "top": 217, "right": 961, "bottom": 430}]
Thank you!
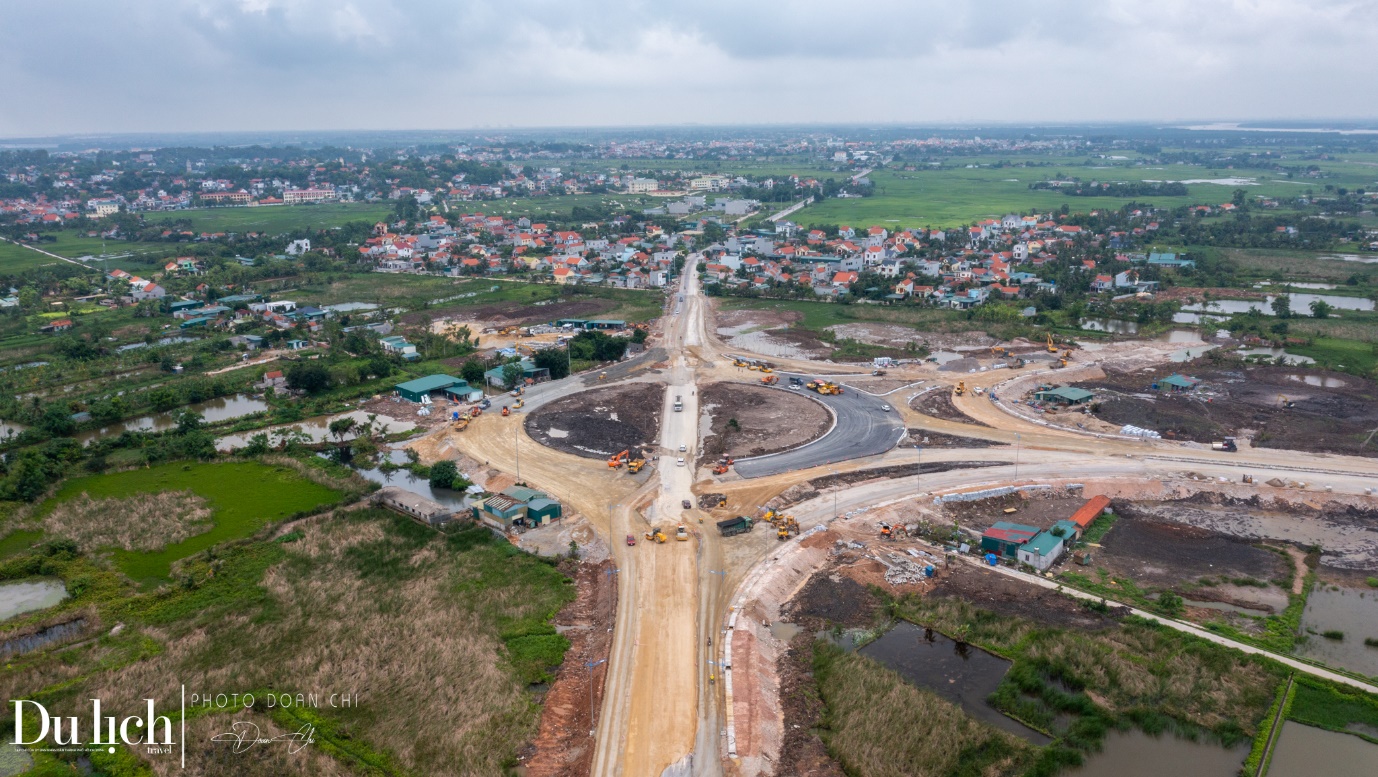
[{"left": 211, "top": 721, "right": 316, "bottom": 754}]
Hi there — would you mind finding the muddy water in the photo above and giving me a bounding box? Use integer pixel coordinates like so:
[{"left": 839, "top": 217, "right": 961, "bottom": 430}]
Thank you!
[
  {"left": 1234, "top": 347, "right": 1315, "bottom": 365},
  {"left": 1286, "top": 374, "right": 1346, "bottom": 388},
  {"left": 1066, "top": 729, "right": 1247, "bottom": 776},
  {"left": 1081, "top": 319, "right": 1138, "bottom": 335},
  {"left": 216, "top": 409, "right": 417, "bottom": 451},
  {"left": 1267, "top": 722, "right": 1378, "bottom": 777},
  {"left": 0, "top": 421, "right": 24, "bottom": 439},
  {"left": 0, "top": 579, "right": 67, "bottom": 621},
  {"left": 1295, "top": 586, "right": 1378, "bottom": 677},
  {"left": 0, "top": 618, "right": 86, "bottom": 658},
  {"left": 344, "top": 450, "right": 471, "bottom": 510},
  {"left": 75, "top": 394, "right": 271, "bottom": 445},
  {"left": 769, "top": 621, "right": 802, "bottom": 641},
  {"left": 859, "top": 621, "right": 1051, "bottom": 745}
]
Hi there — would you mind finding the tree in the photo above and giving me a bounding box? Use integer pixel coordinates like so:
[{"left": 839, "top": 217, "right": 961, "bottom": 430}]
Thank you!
[
  {"left": 1231, "top": 188, "right": 1247, "bottom": 208},
  {"left": 38, "top": 404, "right": 74, "bottom": 437},
  {"left": 176, "top": 411, "right": 204, "bottom": 435},
  {"left": 1310, "top": 299, "right": 1333, "bottom": 319},
  {"left": 501, "top": 363, "right": 523, "bottom": 390},
  {"left": 460, "top": 359, "right": 486, "bottom": 385},
  {"left": 1270, "top": 294, "right": 1292, "bottom": 319},
  {"left": 533, "top": 347, "right": 570, "bottom": 380},
  {"left": 328, "top": 416, "right": 356, "bottom": 442},
  {"left": 429, "top": 460, "right": 458, "bottom": 490},
  {"left": 286, "top": 362, "right": 331, "bottom": 394}
]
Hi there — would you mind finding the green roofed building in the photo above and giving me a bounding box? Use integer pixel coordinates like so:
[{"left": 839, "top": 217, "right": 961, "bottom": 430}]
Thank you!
[
  {"left": 395, "top": 374, "right": 466, "bottom": 403},
  {"left": 1156, "top": 374, "right": 1200, "bottom": 392},
  {"left": 1016, "top": 531, "right": 1066, "bottom": 572},
  {"left": 1032, "top": 386, "right": 1094, "bottom": 405}
]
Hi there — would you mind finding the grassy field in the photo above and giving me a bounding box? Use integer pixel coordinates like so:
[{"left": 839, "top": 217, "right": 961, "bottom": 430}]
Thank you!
[
  {"left": 0, "top": 505, "right": 577, "bottom": 775},
  {"left": 142, "top": 202, "right": 394, "bottom": 234},
  {"left": 32, "top": 460, "right": 344, "bottom": 584},
  {"left": 813, "top": 643, "right": 1036, "bottom": 776}
]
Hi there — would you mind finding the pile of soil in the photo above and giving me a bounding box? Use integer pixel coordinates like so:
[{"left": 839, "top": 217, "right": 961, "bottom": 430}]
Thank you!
[
  {"left": 524, "top": 382, "right": 665, "bottom": 459},
  {"left": 931, "top": 564, "right": 1126, "bottom": 630},
  {"left": 699, "top": 382, "right": 832, "bottom": 460},
  {"left": 520, "top": 559, "right": 618, "bottom": 777},
  {"left": 1095, "top": 509, "right": 1289, "bottom": 589},
  {"left": 900, "top": 429, "right": 1001, "bottom": 449},
  {"left": 910, "top": 390, "right": 992, "bottom": 427},
  {"left": 1078, "top": 363, "right": 1378, "bottom": 457},
  {"left": 942, "top": 493, "right": 1091, "bottom": 533},
  {"left": 775, "top": 635, "right": 847, "bottom": 777},
  {"left": 697, "top": 492, "right": 727, "bottom": 510},
  {"left": 807, "top": 461, "right": 997, "bottom": 491},
  {"left": 783, "top": 573, "right": 880, "bottom": 630},
  {"left": 404, "top": 298, "right": 616, "bottom": 327}
]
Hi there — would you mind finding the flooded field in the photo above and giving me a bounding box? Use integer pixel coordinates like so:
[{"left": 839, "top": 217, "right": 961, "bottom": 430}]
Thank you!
[
  {"left": 859, "top": 621, "right": 1051, "bottom": 744},
  {"left": 0, "top": 579, "right": 66, "bottom": 622},
  {"left": 1295, "top": 586, "right": 1378, "bottom": 677},
  {"left": 217, "top": 409, "right": 417, "bottom": 451},
  {"left": 1181, "top": 293, "right": 1374, "bottom": 316},
  {"left": 1267, "top": 722, "right": 1378, "bottom": 777},
  {"left": 1066, "top": 729, "right": 1246, "bottom": 777},
  {"left": 345, "top": 450, "right": 472, "bottom": 510},
  {"left": 76, "top": 393, "right": 271, "bottom": 445}
]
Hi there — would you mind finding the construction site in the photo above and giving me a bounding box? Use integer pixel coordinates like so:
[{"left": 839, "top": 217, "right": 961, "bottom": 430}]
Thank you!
[
  {"left": 523, "top": 382, "right": 665, "bottom": 460},
  {"left": 697, "top": 381, "right": 833, "bottom": 461}
]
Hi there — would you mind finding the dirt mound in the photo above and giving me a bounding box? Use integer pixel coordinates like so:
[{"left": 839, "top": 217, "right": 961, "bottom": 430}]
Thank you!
[
  {"left": 808, "top": 461, "right": 997, "bottom": 491},
  {"left": 1079, "top": 363, "right": 1378, "bottom": 457},
  {"left": 784, "top": 573, "right": 880, "bottom": 630},
  {"left": 405, "top": 298, "right": 616, "bottom": 327},
  {"left": 699, "top": 382, "right": 832, "bottom": 460},
  {"left": 521, "top": 559, "right": 617, "bottom": 777},
  {"left": 900, "top": 429, "right": 1001, "bottom": 449},
  {"left": 910, "top": 390, "right": 991, "bottom": 427},
  {"left": 1096, "top": 508, "right": 1289, "bottom": 589},
  {"left": 932, "top": 564, "right": 1126, "bottom": 630},
  {"left": 524, "top": 382, "right": 665, "bottom": 459}
]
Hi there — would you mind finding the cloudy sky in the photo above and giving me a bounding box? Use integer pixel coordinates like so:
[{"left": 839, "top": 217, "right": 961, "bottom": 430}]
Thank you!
[{"left": 1, "top": 0, "right": 1375, "bottom": 137}]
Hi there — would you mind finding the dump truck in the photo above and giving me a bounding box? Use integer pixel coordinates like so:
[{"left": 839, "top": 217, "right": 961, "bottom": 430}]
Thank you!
[
  {"left": 675, "top": 525, "right": 689, "bottom": 541},
  {"left": 760, "top": 375, "right": 778, "bottom": 385},
  {"left": 717, "top": 516, "right": 753, "bottom": 537},
  {"left": 454, "top": 418, "right": 469, "bottom": 432},
  {"left": 1212, "top": 437, "right": 1238, "bottom": 452},
  {"left": 627, "top": 458, "right": 646, "bottom": 474}
]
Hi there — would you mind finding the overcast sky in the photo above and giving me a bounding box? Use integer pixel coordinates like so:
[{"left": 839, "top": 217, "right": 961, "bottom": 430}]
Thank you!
[{"left": 1, "top": 0, "right": 1375, "bottom": 137}]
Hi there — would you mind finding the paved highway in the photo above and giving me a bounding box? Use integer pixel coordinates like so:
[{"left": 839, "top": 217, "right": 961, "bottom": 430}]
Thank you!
[{"left": 733, "top": 382, "right": 905, "bottom": 478}]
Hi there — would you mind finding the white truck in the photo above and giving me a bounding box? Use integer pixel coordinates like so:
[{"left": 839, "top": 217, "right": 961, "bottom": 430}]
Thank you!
[{"left": 673, "top": 395, "right": 683, "bottom": 412}]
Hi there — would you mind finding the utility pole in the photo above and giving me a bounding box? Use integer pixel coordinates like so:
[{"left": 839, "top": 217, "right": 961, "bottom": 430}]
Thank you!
[{"left": 916, "top": 446, "right": 923, "bottom": 495}]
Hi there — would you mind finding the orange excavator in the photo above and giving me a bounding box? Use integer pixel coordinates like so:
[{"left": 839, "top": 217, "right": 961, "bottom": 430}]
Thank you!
[
  {"left": 501, "top": 406, "right": 510, "bottom": 417},
  {"left": 760, "top": 375, "right": 778, "bottom": 385},
  {"left": 712, "top": 455, "right": 734, "bottom": 475},
  {"left": 607, "top": 450, "right": 630, "bottom": 468}
]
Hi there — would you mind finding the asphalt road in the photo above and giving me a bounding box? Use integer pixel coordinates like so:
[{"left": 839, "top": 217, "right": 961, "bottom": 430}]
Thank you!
[{"left": 733, "top": 382, "right": 905, "bottom": 478}]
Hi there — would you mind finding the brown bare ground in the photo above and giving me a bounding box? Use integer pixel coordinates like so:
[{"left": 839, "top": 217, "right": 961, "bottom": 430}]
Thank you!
[
  {"left": 522, "top": 559, "right": 618, "bottom": 777},
  {"left": 42, "top": 491, "right": 213, "bottom": 552},
  {"left": 699, "top": 382, "right": 832, "bottom": 460}
]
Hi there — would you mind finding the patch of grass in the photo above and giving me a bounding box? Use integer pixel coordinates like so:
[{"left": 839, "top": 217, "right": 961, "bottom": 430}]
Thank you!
[
  {"left": 1286, "top": 335, "right": 1378, "bottom": 377},
  {"left": 1322, "top": 630, "right": 1345, "bottom": 640},
  {"left": 0, "top": 528, "right": 45, "bottom": 558},
  {"left": 1079, "top": 511, "right": 1118, "bottom": 545},
  {"left": 1242, "top": 676, "right": 1293, "bottom": 777},
  {"left": 143, "top": 202, "right": 394, "bottom": 235},
  {"left": 812, "top": 641, "right": 1036, "bottom": 777},
  {"left": 36, "top": 461, "right": 344, "bottom": 584},
  {"left": 1288, "top": 677, "right": 1378, "bottom": 744}
]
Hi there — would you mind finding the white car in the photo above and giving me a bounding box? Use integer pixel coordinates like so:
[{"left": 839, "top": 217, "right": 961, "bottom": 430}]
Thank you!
[
  {"left": 881, "top": 404, "right": 892, "bottom": 411},
  {"left": 679, "top": 444, "right": 687, "bottom": 452},
  {"left": 676, "top": 457, "right": 686, "bottom": 467}
]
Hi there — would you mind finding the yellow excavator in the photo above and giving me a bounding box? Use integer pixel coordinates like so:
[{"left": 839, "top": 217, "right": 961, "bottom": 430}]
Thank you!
[
  {"left": 1279, "top": 394, "right": 1295, "bottom": 409},
  {"left": 955, "top": 380, "right": 966, "bottom": 396},
  {"left": 1046, "top": 334, "right": 1058, "bottom": 353}
]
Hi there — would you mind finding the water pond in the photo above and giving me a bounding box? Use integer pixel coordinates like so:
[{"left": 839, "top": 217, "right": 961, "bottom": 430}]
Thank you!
[
  {"left": 1267, "top": 721, "right": 1378, "bottom": 777},
  {"left": 217, "top": 409, "right": 417, "bottom": 451},
  {"left": 1065, "top": 729, "right": 1247, "bottom": 776},
  {"left": 0, "top": 579, "right": 67, "bottom": 622},
  {"left": 858, "top": 621, "right": 1051, "bottom": 744},
  {"left": 1295, "top": 586, "right": 1378, "bottom": 677},
  {"left": 75, "top": 394, "right": 271, "bottom": 445},
  {"left": 342, "top": 450, "right": 472, "bottom": 510}
]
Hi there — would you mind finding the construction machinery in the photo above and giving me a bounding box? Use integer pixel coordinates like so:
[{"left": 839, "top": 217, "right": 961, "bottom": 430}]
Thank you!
[
  {"left": 1062, "top": 349, "right": 1074, "bottom": 361},
  {"left": 453, "top": 417, "right": 469, "bottom": 432},
  {"left": 1279, "top": 394, "right": 1295, "bottom": 409},
  {"left": 760, "top": 366, "right": 773, "bottom": 374},
  {"left": 748, "top": 364, "right": 761, "bottom": 371},
  {"left": 644, "top": 528, "right": 667, "bottom": 543},
  {"left": 712, "top": 455, "right": 734, "bottom": 475},
  {"left": 955, "top": 381, "right": 966, "bottom": 396},
  {"left": 717, "top": 516, "right": 753, "bottom": 537},
  {"left": 991, "top": 345, "right": 1009, "bottom": 357},
  {"left": 598, "top": 372, "right": 607, "bottom": 381},
  {"left": 760, "top": 374, "right": 778, "bottom": 385},
  {"left": 776, "top": 514, "right": 799, "bottom": 540},
  {"left": 675, "top": 524, "right": 689, "bottom": 542},
  {"left": 880, "top": 523, "right": 893, "bottom": 541},
  {"left": 1212, "top": 437, "right": 1239, "bottom": 453},
  {"left": 501, "top": 406, "right": 510, "bottom": 417},
  {"left": 607, "top": 450, "right": 630, "bottom": 468},
  {"left": 471, "top": 406, "right": 483, "bottom": 417},
  {"left": 514, "top": 398, "right": 524, "bottom": 409},
  {"left": 627, "top": 458, "right": 646, "bottom": 474},
  {"left": 733, "top": 359, "right": 749, "bottom": 368},
  {"left": 1046, "top": 334, "right": 1058, "bottom": 353}
]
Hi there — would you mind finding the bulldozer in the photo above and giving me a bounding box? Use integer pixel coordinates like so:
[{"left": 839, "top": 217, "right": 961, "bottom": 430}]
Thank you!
[
  {"left": 644, "top": 528, "right": 667, "bottom": 543},
  {"left": 1046, "top": 334, "right": 1058, "bottom": 353},
  {"left": 627, "top": 458, "right": 647, "bottom": 474},
  {"left": 955, "top": 381, "right": 966, "bottom": 396},
  {"left": 607, "top": 450, "right": 630, "bottom": 468},
  {"left": 776, "top": 515, "right": 799, "bottom": 540}
]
